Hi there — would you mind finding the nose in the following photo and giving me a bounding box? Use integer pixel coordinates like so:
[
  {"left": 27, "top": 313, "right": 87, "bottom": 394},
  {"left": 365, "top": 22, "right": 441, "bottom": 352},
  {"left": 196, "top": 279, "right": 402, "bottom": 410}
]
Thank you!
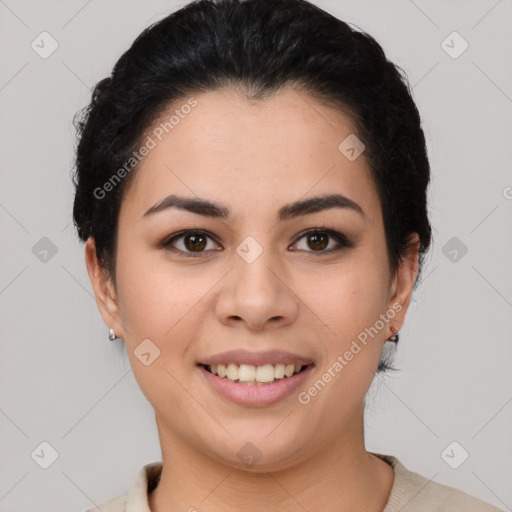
[{"left": 214, "top": 246, "right": 299, "bottom": 332}]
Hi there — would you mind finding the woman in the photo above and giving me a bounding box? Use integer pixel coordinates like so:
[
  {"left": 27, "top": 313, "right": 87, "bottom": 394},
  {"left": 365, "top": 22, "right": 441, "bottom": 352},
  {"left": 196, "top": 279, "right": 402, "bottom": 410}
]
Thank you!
[{"left": 72, "top": 0, "right": 503, "bottom": 510}]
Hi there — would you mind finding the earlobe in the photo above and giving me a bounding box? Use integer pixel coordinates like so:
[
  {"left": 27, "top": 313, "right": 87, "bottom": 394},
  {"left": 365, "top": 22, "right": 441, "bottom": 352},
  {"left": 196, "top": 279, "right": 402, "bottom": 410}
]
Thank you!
[{"left": 84, "top": 237, "right": 124, "bottom": 338}]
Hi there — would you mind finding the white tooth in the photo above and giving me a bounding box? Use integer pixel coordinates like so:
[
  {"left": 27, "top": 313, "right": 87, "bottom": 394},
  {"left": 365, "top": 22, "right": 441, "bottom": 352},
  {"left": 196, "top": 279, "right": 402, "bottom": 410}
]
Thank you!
[
  {"left": 256, "top": 364, "right": 275, "bottom": 383},
  {"left": 226, "top": 363, "right": 239, "bottom": 381},
  {"left": 285, "top": 364, "right": 295, "bottom": 377},
  {"left": 274, "top": 363, "right": 285, "bottom": 379},
  {"left": 212, "top": 363, "right": 307, "bottom": 383},
  {"left": 238, "top": 364, "right": 256, "bottom": 382}
]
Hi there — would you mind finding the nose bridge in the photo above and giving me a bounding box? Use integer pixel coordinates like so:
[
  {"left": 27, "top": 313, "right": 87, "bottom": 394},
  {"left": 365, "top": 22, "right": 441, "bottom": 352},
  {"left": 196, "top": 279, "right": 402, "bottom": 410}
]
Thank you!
[
  {"left": 233, "top": 234, "right": 282, "bottom": 302},
  {"left": 215, "top": 234, "right": 298, "bottom": 329}
]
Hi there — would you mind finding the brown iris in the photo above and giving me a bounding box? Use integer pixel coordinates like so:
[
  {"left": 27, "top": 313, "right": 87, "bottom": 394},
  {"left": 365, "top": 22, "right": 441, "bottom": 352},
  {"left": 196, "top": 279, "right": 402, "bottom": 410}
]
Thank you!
[
  {"left": 307, "top": 232, "right": 328, "bottom": 251},
  {"left": 184, "top": 233, "right": 207, "bottom": 252}
]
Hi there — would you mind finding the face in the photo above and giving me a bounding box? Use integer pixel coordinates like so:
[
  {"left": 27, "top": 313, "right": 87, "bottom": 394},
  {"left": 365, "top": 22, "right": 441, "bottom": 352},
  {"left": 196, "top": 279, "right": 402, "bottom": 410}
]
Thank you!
[{"left": 86, "top": 86, "right": 418, "bottom": 471}]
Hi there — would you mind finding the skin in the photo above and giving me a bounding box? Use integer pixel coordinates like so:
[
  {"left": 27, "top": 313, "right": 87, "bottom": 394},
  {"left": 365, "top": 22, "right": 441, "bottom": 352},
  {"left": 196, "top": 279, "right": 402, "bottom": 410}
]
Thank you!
[{"left": 85, "top": 85, "right": 419, "bottom": 512}]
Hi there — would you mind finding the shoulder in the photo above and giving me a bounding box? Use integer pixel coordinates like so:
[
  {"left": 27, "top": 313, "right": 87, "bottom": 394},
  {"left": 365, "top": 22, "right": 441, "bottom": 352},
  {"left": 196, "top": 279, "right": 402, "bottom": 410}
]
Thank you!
[
  {"left": 82, "top": 461, "right": 162, "bottom": 512},
  {"left": 372, "top": 452, "right": 504, "bottom": 512}
]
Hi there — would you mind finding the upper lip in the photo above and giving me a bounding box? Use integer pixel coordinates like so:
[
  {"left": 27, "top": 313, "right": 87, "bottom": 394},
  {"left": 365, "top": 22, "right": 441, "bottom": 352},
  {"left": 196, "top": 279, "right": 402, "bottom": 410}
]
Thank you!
[{"left": 198, "top": 349, "right": 314, "bottom": 367}]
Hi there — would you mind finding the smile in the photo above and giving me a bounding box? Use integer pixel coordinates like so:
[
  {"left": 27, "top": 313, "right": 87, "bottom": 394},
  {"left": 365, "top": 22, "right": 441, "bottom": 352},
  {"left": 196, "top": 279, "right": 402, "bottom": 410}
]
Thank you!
[
  {"left": 202, "top": 363, "right": 308, "bottom": 385},
  {"left": 198, "top": 363, "right": 315, "bottom": 407}
]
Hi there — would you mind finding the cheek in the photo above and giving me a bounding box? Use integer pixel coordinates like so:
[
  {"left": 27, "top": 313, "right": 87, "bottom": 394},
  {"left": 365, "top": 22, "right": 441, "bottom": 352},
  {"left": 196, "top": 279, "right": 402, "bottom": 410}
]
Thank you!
[
  {"left": 305, "top": 256, "right": 389, "bottom": 333},
  {"left": 114, "top": 248, "right": 220, "bottom": 387},
  {"left": 299, "top": 255, "right": 389, "bottom": 397},
  {"left": 114, "top": 251, "right": 202, "bottom": 407},
  {"left": 115, "top": 246, "right": 196, "bottom": 335}
]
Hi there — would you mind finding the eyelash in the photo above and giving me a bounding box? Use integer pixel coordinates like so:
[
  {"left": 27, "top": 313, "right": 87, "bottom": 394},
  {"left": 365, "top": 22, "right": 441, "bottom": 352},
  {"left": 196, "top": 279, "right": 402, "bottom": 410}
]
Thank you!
[{"left": 158, "top": 228, "right": 355, "bottom": 258}]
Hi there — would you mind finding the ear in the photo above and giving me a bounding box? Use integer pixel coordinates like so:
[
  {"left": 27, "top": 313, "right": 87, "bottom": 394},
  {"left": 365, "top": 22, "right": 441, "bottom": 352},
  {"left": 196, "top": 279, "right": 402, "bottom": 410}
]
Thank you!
[
  {"left": 84, "top": 237, "right": 125, "bottom": 338},
  {"left": 386, "top": 233, "right": 420, "bottom": 335}
]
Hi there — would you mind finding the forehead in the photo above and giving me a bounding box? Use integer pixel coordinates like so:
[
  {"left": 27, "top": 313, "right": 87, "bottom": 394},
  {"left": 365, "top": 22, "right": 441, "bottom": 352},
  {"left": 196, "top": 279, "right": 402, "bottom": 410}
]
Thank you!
[{"left": 121, "top": 86, "right": 380, "bottom": 224}]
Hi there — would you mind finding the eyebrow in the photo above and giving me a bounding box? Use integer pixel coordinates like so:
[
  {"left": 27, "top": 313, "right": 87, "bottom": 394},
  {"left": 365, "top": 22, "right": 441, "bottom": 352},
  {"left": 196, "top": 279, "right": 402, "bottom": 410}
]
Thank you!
[{"left": 142, "top": 193, "right": 365, "bottom": 221}]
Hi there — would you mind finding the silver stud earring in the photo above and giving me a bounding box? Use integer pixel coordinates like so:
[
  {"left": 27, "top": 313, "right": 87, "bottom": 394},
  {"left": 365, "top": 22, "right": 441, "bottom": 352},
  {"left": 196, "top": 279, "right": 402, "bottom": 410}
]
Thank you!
[
  {"left": 388, "top": 326, "right": 399, "bottom": 343},
  {"left": 108, "top": 328, "right": 118, "bottom": 341}
]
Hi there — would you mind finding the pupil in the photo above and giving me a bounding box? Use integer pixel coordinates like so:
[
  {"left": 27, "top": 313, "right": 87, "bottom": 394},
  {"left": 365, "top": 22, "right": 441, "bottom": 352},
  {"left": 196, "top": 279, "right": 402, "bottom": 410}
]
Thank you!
[
  {"left": 186, "top": 234, "right": 206, "bottom": 251},
  {"left": 308, "top": 232, "right": 327, "bottom": 250}
]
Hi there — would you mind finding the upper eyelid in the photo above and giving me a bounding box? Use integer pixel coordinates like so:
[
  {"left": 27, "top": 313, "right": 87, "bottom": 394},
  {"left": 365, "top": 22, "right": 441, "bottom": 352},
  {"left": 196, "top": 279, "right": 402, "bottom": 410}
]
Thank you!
[
  {"left": 164, "top": 229, "right": 221, "bottom": 246},
  {"left": 163, "top": 228, "right": 350, "bottom": 252}
]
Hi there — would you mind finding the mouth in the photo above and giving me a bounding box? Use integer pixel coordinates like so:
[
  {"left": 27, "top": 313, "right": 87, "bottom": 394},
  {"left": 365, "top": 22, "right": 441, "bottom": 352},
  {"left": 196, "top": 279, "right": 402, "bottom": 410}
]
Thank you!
[
  {"left": 198, "top": 362, "right": 314, "bottom": 386},
  {"left": 196, "top": 349, "right": 315, "bottom": 406},
  {"left": 197, "top": 361, "right": 315, "bottom": 407}
]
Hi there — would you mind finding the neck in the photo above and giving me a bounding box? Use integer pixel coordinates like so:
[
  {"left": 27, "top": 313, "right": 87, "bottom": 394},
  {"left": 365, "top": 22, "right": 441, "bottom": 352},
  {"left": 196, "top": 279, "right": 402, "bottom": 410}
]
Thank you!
[{"left": 148, "top": 407, "right": 394, "bottom": 512}]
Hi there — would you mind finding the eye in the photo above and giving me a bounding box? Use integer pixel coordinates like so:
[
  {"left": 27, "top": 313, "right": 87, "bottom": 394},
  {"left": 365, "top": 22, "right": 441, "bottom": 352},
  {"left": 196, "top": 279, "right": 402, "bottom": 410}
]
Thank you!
[
  {"left": 160, "top": 229, "right": 222, "bottom": 257},
  {"left": 159, "top": 227, "right": 354, "bottom": 258},
  {"left": 290, "top": 228, "right": 354, "bottom": 254}
]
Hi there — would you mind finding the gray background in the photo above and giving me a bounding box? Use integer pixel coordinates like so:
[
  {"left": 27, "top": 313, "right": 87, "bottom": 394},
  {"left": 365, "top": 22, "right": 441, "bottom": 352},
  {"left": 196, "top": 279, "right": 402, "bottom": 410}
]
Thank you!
[{"left": 1, "top": 0, "right": 511, "bottom": 510}]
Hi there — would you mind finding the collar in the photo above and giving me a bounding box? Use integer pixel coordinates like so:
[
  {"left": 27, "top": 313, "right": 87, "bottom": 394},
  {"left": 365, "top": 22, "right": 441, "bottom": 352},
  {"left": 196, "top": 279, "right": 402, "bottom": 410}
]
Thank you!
[{"left": 124, "top": 452, "right": 413, "bottom": 512}]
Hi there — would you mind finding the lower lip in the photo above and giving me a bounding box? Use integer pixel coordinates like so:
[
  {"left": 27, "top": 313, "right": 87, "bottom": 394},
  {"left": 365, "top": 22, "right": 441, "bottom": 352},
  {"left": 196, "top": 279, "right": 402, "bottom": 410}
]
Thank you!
[{"left": 198, "top": 364, "right": 315, "bottom": 407}]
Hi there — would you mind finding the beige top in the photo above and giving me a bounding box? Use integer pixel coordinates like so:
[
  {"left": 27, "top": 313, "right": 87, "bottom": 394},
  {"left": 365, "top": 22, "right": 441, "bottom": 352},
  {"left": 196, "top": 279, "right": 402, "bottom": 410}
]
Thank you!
[{"left": 85, "top": 452, "right": 504, "bottom": 512}]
